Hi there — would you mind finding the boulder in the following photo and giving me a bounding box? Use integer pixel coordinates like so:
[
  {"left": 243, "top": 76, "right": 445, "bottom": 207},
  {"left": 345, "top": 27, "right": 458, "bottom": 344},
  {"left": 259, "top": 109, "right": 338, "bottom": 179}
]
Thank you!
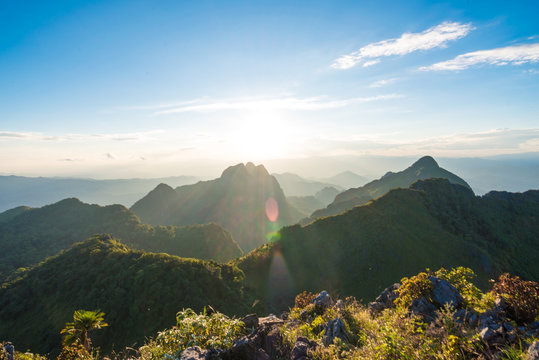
[
  {"left": 368, "top": 283, "right": 400, "bottom": 313},
  {"left": 180, "top": 346, "right": 211, "bottom": 360},
  {"left": 409, "top": 297, "right": 437, "bottom": 320},
  {"left": 322, "top": 318, "right": 348, "bottom": 346},
  {"left": 241, "top": 313, "right": 259, "bottom": 329},
  {"left": 312, "top": 291, "right": 334, "bottom": 309},
  {"left": 429, "top": 276, "right": 464, "bottom": 309},
  {"left": 453, "top": 308, "right": 479, "bottom": 327},
  {"left": 259, "top": 315, "right": 284, "bottom": 327},
  {"left": 527, "top": 341, "right": 539, "bottom": 360}
]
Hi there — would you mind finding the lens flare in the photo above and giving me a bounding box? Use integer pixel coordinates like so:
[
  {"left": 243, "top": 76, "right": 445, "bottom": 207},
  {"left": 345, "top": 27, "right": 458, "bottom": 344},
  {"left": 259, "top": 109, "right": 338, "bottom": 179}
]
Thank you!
[{"left": 265, "top": 197, "right": 279, "bottom": 222}]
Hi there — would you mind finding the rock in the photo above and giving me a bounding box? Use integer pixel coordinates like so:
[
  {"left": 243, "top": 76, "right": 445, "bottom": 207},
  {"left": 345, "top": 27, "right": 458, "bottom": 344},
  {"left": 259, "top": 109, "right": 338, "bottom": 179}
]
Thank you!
[
  {"left": 322, "top": 318, "right": 348, "bottom": 346},
  {"left": 312, "top": 290, "right": 334, "bottom": 309},
  {"left": 256, "top": 349, "right": 269, "bottom": 360},
  {"left": 527, "top": 341, "right": 539, "bottom": 360},
  {"left": 429, "top": 276, "right": 464, "bottom": 309},
  {"left": 241, "top": 313, "right": 259, "bottom": 329},
  {"left": 409, "top": 297, "right": 437, "bottom": 320},
  {"left": 453, "top": 308, "right": 479, "bottom": 327},
  {"left": 494, "top": 297, "right": 509, "bottom": 311},
  {"left": 264, "top": 326, "right": 284, "bottom": 358},
  {"left": 368, "top": 283, "right": 400, "bottom": 313},
  {"left": 291, "top": 340, "right": 309, "bottom": 359},
  {"left": 259, "top": 315, "right": 284, "bottom": 327},
  {"left": 335, "top": 299, "right": 345, "bottom": 310},
  {"left": 180, "top": 346, "right": 210, "bottom": 360}
]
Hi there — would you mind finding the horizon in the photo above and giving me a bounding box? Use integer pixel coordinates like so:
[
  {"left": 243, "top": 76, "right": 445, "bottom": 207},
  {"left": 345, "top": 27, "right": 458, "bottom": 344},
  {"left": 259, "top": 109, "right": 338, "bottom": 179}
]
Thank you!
[{"left": 1, "top": 0, "right": 538, "bottom": 179}]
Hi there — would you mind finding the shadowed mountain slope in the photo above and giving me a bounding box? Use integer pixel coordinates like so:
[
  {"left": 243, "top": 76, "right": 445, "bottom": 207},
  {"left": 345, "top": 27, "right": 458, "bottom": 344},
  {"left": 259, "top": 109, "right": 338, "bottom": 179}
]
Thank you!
[
  {"left": 238, "top": 179, "right": 538, "bottom": 312},
  {"left": 272, "top": 172, "right": 344, "bottom": 197},
  {"left": 0, "top": 198, "right": 242, "bottom": 279},
  {"left": 131, "top": 162, "right": 303, "bottom": 252},
  {"left": 307, "top": 156, "right": 471, "bottom": 223},
  {"left": 0, "top": 235, "right": 251, "bottom": 355}
]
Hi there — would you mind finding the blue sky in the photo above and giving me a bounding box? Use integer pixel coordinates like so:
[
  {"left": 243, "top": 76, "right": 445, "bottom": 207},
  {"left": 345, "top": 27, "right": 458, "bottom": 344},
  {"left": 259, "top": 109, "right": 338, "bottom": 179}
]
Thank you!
[{"left": 1, "top": 0, "right": 538, "bottom": 177}]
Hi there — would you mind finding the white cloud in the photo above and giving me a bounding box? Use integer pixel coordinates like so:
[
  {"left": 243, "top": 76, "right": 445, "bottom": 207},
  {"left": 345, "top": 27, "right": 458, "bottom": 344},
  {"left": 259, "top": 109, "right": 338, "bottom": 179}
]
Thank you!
[
  {"left": 369, "top": 78, "right": 398, "bottom": 88},
  {"left": 155, "top": 94, "right": 404, "bottom": 115},
  {"left": 421, "top": 43, "right": 539, "bottom": 71},
  {"left": 332, "top": 21, "right": 474, "bottom": 69}
]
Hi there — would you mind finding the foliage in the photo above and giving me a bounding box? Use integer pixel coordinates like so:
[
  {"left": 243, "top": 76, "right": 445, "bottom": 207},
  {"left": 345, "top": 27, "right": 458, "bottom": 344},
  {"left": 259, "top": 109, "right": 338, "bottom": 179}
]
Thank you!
[
  {"left": 0, "top": 198, "right": 242, "bottom": 280},
  {"left": 56, "top": 343, "right": 93, "bottom": 360},
  {"left": 434, "top": 267, "right": 482, "bottom": 309},
  {"left": 0, "top": 236, "right": 251, "bottom": 356},
  {"left": 60, "top": 310, "right": 108, "bottom": 350},
  {"left": 138, "top": 308, "right": 246, "bottom": 360},
  {"left": 294, "top": 291, "right": 317, "bottom": 309},
  {"left": 492, "top": 273, "right": 539, "bottom": 323},
  {"left": 395, "top": 272, "right": 433, "bottom": 311}
]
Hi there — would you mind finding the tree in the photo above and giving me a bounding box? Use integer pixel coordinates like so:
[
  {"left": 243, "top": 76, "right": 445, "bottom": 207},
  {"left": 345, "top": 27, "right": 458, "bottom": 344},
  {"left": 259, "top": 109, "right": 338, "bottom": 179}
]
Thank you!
[{"left": 61, "top": 310, "right": 108, "bottom": 351}]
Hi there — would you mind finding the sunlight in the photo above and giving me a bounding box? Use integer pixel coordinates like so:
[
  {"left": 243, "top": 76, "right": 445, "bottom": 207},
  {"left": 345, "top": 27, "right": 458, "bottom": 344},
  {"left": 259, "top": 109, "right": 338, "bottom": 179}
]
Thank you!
[{"left": 230, "top": 112, "right": 295, "bottom": 160}]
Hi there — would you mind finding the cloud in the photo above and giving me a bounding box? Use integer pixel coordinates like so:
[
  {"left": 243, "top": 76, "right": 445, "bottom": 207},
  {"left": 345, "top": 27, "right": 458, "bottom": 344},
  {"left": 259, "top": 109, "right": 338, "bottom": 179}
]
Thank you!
[
  {"left": 155, "top": 94, "right": 404, "bottom": 114},
  {"left": 332, "top": 21, "right": 474, "bottom": 69},
  {"left": 369, "top": 78, "right": 398, "bottom": 88},
  {"left": 420, "top": 43, "right": 539, "bottom": 71}
]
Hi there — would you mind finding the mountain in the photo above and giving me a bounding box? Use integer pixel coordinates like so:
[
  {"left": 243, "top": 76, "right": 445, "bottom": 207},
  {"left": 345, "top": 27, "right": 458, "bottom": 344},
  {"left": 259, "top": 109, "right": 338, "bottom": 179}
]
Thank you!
[
  {"left": 287, "top": 186, "right": 341, "bottom": 216},
  {"left": 319, "top": 170, "right": 369, "bottom": 189},
  {"left": 131, "top": 163, "right": 303, "bottom": 252},
  {"left": 0, "top": 198, "right": 242, "bottom": 279},
  {"left": 307, "top": 156, "right": 471, "bottom": 223},
  {"left": 0, "top": 235, "right": 252, "bottom": 355},
  {"left": 272, "top": 172, "right": 344, "bottom": 197},
  {"left": 0, "top": 175, "right": 199, "bottom": 212},
  {"left": 237, "top": 179, "right": 539, "bottom": 312}
]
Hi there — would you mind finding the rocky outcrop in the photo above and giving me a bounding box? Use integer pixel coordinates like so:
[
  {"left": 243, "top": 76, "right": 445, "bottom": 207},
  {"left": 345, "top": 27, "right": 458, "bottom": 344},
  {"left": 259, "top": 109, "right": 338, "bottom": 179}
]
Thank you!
[
  {"left": 528, "top": 341, "right": 539, "bottom": 360},
  {"left": 368, "top": 283, "right": 400, "bottom": 313}
]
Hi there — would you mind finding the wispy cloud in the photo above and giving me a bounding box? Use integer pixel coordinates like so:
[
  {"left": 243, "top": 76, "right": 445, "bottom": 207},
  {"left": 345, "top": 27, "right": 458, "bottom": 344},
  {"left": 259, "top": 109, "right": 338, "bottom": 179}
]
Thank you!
[
  {"left": 155, "top": 94, "right": 404, "bottom": 115},
  {"left": 369, "top": 78, "right": 398, "bottom": 88},
  {"left": 332, "top": 21, "right": 474, "bottom": 69},
  {"left": 421, "top": 43, "right": 539, "bottom": 71},
  {"left": 0, "top": 130, "right": 162, "bottom": 143}
]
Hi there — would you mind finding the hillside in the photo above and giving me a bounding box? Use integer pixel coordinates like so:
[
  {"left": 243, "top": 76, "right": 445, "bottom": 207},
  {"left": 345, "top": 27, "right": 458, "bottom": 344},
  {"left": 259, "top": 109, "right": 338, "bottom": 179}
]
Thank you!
[
  {"left": 131, "top": 162, "right": 303, "bottom": 252},
  {"left": 0, "top": 198, "right": 242, "bottom": 279},
  {"left": 0, "top": 235, "right": 252, "bottom": 355},
  {"left": 307, "top": 156, "right": 471, "bottom": 222},
  {"left": 238, "top": 179, "right": 539, "bottom": 312},
  {"left": 0, "top": 175, "right": 199, "bottom": 212},
  {"left": 272, "top": 172, "right": 344, "bottom": 197},
  {"left": 288, "top": 186, "right": 341, "bottom": 216}
]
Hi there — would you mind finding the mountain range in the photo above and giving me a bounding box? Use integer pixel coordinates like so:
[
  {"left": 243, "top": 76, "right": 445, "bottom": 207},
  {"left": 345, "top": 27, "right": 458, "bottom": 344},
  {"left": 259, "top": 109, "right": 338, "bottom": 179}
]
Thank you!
[
  {"left": 306, "top": 156, "right": 471, "bottom": 223},
  {"left": 0, "top": 198, "right": 242, "bottom": 280},
  {"left": 131, "top": 162, "right": 303, "bottom": 252}
]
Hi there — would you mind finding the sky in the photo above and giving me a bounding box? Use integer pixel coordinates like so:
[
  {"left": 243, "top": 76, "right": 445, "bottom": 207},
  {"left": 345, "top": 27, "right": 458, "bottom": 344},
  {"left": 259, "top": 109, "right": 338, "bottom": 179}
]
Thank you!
[{"left": 1, "top": 0, "right": 538, "bottom": 178}]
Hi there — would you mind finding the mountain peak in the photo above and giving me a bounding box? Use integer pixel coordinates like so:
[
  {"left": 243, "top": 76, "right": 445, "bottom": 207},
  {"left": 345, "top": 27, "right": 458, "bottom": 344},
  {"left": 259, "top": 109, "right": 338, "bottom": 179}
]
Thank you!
[
  {"left": 221, "top": 162, "right": 269, "bottom": 179},
  {"left": 411, "top": 156, "right": 439, "bottom": 169}
]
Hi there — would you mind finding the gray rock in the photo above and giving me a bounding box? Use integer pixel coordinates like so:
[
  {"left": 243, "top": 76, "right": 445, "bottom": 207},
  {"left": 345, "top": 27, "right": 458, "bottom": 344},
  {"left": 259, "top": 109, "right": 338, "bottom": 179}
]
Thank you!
[
  {"left": 291, "top": 340, "right": 309, "bottom": 359},
  {"left": 312, "top": 290, "right": 334, "bottom": 308},
  {"left": 335, "top": 299, "right": 345, "bottom": 310},
  {"left": 241, "top": 313, "right": 259, "bottom": 329},
  {"left": 259, "top": 315, "right": 284, "bottom": 326},
  {"left": 429, "top": 276, "right": 464, "bottom": 309},
  {"left": 180, "top": 346, "right": 210, "bottom": 360},
  {"left": 322, "top": 318, "right": 347, "bottom": 346},
  {"left": 453, "top": 308, "right": 479, "bottom": 327},
  {"left": 256, "top": 348, "right": 269, "bottom": 360},
  {"left": 409, "top": 297, "right": 437, "bottom": 320},
  {"left": 528, "top": 341, "right": 539, "bottom": 360},
  {"left": 368, "top": 283, "right": 400, "bottom": 313}
]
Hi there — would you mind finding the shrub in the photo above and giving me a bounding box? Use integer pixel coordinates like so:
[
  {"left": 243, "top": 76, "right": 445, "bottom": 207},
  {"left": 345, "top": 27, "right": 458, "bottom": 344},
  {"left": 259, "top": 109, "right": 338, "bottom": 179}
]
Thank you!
[
  {"left": 492, "top": 273, "right": 539, "bottom": 323},
  {"left": 435, "top": 267, "right": 482, "bottom": 308},
  {"left": 139, "top": 308, "right": 246, "bottom": 360},
  {"left": 295, "top": 291, "right": 317, "bottom": 309},
  {"left": 395, "top": 272, "right": 433, "bottom": 311}
]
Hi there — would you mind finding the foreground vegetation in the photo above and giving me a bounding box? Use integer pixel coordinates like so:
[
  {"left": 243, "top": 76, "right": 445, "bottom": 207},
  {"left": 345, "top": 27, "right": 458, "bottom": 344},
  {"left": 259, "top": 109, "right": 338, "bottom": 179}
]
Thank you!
[{"left": 3, "top": 267, "right": 537, "bottom": 360}]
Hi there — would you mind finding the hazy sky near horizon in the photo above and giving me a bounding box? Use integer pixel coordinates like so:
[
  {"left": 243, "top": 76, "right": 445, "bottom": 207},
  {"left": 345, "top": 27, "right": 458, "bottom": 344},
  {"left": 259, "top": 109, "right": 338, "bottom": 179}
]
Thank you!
[{"left": 1, "top": 0, "right": 538, "bottom": 178}]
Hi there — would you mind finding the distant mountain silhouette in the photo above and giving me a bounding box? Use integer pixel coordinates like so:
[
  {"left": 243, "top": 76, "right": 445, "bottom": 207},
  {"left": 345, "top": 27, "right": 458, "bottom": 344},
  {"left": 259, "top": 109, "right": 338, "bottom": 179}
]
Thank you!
[
  {"left": 0, "top": 175, "right": 199, "bottom": 212},
  {"left": 239, "top": 179, "right": 539, "bottom": 312},
  {"left": 288, "top": 186, "right": 341, "bottom": 216},
  {"left": 319, "top": 171, "right": 369, "bottom": 189},
  {"left": 306, "top": 156, "right": 471, "bottom": 223},
  {"left": 272, "top": 172, "right": 344, "bottom": 197},
  {"left": 0, "top": 198, "right": 242, "bottom": 278},
  {"left": 131, "top": 163, "right": 303, "bottom": 252}
]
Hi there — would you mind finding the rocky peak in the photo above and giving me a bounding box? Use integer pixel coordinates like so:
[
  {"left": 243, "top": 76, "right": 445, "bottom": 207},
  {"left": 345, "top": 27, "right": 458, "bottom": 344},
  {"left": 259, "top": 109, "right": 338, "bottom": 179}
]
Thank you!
[{"left": 411, "top": 156, "right": 439, "bottom": 170}]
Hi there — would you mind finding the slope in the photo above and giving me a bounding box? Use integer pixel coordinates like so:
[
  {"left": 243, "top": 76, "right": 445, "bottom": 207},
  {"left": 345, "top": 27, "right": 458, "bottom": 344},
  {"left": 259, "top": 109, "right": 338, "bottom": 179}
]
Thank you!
[
  {"left": 272, "top": 172, "right": 344, "bottom": 197},
  {"left": 0, "top": 198, "right": 242, "bottom": 279},
  {"left": 238, "top": 179, "right": 539, "bottom": 312},
  {"left": 0, "top": 235, "right": 252, "bottom": 355},
  {"left": 131, "top": 162, "right": 303, "bottom": 252},
  {"left": 307, "top": 155, "right": 471, "bottom": 222}
]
